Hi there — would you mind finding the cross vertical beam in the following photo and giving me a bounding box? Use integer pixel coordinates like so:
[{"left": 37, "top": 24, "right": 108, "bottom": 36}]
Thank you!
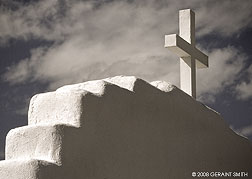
[{"left": 179, "top": 9, "right": 196, "bottom": 98}]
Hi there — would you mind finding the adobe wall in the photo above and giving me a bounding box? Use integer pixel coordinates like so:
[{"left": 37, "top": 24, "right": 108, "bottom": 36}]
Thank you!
[{"left": 0, "top": 76, "right": 251, "bottom": 179}]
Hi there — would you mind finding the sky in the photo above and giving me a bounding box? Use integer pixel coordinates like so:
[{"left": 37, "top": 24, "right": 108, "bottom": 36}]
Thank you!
[{"left": 0, "top": 0, "right": 252, "bottom": 160}]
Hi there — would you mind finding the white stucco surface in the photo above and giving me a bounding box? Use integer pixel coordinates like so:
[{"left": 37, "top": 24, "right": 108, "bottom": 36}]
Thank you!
[{"left": 0, "top": 76, "right": 251, "bottom": 179}]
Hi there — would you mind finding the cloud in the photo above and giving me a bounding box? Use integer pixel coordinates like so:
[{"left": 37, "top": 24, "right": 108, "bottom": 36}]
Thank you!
[
  {"left": 0, "top": 0, "right": 67, "bottom": 43},
  {"left": 197, "top": 47, "right": 247, "bottom": 102},
  {"left": 196, "top": 0, "right": 252, "bottom": 36},
  {"left": 235, "top": 125, "right": 252, "bottom": 138},
  {"left": 0, "top": 0, "right": 251, "bottom": 43},
  {"left": 1, "top": 0, "right": 252, "bottom": 102},
  {"left": 235, "top": 65, "right": 252, "bottom": 100},
  {"left": 3, "top": 47, "right": 47, "bottom": 84}
]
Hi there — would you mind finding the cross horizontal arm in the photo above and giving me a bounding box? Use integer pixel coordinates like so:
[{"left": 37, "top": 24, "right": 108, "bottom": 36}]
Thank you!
[{"left": 165, "top": 34, "right": 208, "bottom": 68}]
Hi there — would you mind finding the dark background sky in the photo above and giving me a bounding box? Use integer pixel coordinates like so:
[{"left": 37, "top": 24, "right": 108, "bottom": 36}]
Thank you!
[{"left": 0, "top": 0, "right": 252, "bottom": 160}]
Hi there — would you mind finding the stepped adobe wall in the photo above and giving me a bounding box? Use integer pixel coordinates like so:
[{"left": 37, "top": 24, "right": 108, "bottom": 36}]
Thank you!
[{"left": 0, "top": 76, "right": 251, "bottom": 179}]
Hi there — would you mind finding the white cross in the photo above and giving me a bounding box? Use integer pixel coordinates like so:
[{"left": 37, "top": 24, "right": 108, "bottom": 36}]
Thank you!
[{"left": 165, "top": 9, "right": 208, "bottom": 98}]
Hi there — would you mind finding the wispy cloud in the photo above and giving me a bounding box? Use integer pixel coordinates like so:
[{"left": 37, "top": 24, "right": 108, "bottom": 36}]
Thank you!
[
  {"left": 1, "top": 0, "right": 252, "bottom": 102},
  {"left": 235, "top": 125, "right": 252, "bottom": 138},
  {"left": 197, "top": 47, "right": 247, "bottom": 102},
  {"left": 0, "top": 0, "right": 251, "bottom": 42},
  {"left": 235, "top": 65, "right": 252, "bottom": 100}
]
